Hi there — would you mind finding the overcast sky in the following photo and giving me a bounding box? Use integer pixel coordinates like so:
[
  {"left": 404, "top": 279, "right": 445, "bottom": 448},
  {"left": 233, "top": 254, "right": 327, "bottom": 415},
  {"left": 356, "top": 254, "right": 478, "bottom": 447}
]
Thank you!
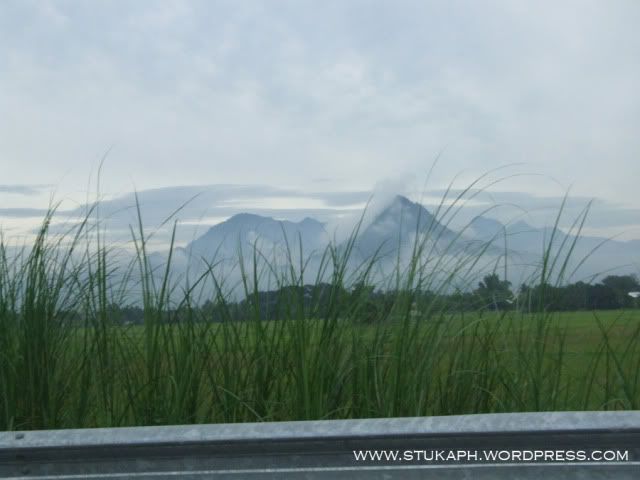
[{"left": 1, "top": 0, "right": 639, "bottom": 243}]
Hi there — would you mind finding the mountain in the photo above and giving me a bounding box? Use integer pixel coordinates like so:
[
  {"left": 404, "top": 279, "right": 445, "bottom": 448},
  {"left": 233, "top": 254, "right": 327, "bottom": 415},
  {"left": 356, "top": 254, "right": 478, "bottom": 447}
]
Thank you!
[
  {"left": 350, "top": 195, "right": 458, "bottom": 260},
  {"left": 466, "top": 216, "right": 639, "bottom": 281},
  {"left": 467, "top": 216, "right": 506, "bottom": 241},
  {"left": 179, "top": 196, "right": 460, "bottom": 265},
  {"left": 146, "top": 195, "right": 638, "bottom": 290},
  {"left": 185, "top": 213, "right": 329, "bottom": 263}
]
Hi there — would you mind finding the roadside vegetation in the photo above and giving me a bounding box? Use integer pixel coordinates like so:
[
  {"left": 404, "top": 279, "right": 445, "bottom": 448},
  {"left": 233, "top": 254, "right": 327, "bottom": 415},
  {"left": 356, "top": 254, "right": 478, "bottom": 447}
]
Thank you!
[{"left": 1, "top": 185, "right": 639, "bottom": 431}]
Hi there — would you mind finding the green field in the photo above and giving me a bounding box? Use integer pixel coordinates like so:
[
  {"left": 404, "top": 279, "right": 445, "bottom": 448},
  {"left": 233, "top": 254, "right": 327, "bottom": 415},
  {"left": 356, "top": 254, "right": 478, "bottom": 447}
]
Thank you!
[{"left": 2, "top": 306, "right": 638, "bottom": 431}]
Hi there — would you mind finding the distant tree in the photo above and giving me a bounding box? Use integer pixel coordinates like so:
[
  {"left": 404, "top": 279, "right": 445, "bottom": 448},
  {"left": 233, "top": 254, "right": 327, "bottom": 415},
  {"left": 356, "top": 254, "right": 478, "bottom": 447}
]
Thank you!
[
  {"left": 559, "top": 281, "right": 590, "bottom": 311},
  {"left": 600, "top": 275, "right": 640, "bottom": 308},
  {"left": 115, "top": 305, "right": 144, "bottom": 325},
  {"left": 587, "top": 283, "right": 618, "bottom": 310},
  {"left": 474, "top": 273, "right": 513, "bottom": 310}
]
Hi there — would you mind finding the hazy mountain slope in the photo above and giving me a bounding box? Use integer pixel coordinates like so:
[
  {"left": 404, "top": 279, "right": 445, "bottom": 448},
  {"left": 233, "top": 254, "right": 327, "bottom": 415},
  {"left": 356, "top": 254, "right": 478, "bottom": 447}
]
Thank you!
[
  {"left": 467, "top": 217, "right": 639, "bottom": 282},
  {"left": 350, "top": 195, "right": 456, "bottom": 260},
  {"left": 185, "top": 213, "right": 329, "bottom": 263}
]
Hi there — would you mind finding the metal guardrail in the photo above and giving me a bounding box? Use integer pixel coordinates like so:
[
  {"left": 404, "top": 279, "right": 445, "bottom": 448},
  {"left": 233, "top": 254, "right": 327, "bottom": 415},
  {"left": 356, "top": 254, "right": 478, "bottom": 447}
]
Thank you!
[{"left": 1, "top": 411, "right": 639, "bottom": 479}]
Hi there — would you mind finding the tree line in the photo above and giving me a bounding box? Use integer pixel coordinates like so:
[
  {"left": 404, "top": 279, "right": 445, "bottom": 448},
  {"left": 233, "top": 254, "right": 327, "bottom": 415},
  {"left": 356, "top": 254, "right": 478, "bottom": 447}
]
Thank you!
[{"left": 98, "top": 273, "right": 639, "bottom": 325}]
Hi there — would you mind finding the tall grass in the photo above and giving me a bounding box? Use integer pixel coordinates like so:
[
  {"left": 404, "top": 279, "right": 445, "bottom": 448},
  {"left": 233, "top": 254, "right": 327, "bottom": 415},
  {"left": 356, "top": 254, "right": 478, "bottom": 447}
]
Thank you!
[{"left": 0, "top": 185, "right": 638, "bottom": 431}]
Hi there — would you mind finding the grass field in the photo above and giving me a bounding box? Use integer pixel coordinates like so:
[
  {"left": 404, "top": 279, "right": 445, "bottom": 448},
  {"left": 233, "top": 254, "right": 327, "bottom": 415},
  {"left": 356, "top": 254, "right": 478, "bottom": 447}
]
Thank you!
[
  {"left": 1, "top": 195, "right": 639, "bottom": 431},
  {"left": 1, "top": 303, "right": 638, "bottom": 431}
]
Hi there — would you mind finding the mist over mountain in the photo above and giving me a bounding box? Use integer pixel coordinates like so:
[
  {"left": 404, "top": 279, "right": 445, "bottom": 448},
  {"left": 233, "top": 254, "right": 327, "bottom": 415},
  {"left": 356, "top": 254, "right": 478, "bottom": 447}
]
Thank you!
[{"left": 350, "top": 195, "right": 455, "bottom": 260}]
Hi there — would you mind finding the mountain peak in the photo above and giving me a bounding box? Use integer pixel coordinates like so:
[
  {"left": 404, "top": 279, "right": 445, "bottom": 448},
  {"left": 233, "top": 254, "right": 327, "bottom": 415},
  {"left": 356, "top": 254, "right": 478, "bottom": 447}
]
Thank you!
[
  {"left": 226, "top": 212, "right": 265, "bottom": 223},
  {"left": 187, "top": 211, "right": 328, "bottom": 260},
  {"left": 378, "top": 195, "right": 433, "bottom": 221},
  {"left": 392, "top": 194, "right": 414, "bottom": 206}
]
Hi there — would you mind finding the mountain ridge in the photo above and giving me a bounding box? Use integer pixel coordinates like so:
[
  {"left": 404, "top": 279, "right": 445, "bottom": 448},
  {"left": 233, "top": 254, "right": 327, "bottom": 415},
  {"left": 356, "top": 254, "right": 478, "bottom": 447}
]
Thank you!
[{"left": 152, "top": 195, "right": 638, "bottom": 283}]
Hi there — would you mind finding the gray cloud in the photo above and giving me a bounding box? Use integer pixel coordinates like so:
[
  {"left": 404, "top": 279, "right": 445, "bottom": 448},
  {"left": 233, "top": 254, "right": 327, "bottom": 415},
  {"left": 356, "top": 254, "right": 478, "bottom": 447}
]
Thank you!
[
  {"left": 65, "top": 184, "right": 368, "bottom": 223},
  {"left": 1, "top": 3, "right": 638, "bottom": 190},
  {"left": 18, "top": 184, "right": 635, "bottom": 249},
  {"left": 0, "top": 208, "right": 51, "bottom": 218},
  {"left": 0, "top": 184, "right": 50, "bottom": 196},
  {"left": 0, "top": 1, "right": 638, "bottom": 240},
  {"left": 420, "top": 188, "right": 640, "bottom": 238},
  {"left": 306, "top": 191, "right": 370, "bottom": 207},
  {"left": 35, "top": 185, "right": 366, "bottom": 245}
]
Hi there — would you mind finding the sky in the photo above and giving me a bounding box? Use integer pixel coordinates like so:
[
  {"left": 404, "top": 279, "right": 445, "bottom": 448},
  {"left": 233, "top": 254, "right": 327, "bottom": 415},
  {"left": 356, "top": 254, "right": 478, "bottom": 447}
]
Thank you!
[{"left": 1, "top": 0, "right": 639, "bottom": 245}]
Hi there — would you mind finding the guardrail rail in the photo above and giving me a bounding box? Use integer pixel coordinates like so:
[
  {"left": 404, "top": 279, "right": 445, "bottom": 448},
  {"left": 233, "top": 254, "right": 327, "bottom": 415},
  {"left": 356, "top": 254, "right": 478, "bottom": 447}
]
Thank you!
[{"left": 1, "top": 411, "right": 639, "bottom": 478}]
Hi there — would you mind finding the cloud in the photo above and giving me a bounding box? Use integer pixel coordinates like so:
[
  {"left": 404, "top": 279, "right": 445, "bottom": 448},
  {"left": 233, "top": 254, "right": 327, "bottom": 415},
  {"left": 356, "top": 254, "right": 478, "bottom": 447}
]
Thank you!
[
  {"left": 65, "top": 184, "right": 367, "bottom": 223},
  {"left": 9, "top": 182, "right": 627, "bottom": 247},
  {"left": 419, "top": 188, "right": 640, "bottom": 238},
  {"left": 0, "top": 0, "right": 638, "bottom": 234},
  {"left": 0, "top": 179, "right": 633, "bottom": 254},
  {"left": 31, "top": 184, "right": 365, "bottom": 246},
  {"left": 0, "top": 184, "right": 50, "bottom": 196},
  {"left": 0, "top": 208, "right": 51, "bottom": 218}
]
